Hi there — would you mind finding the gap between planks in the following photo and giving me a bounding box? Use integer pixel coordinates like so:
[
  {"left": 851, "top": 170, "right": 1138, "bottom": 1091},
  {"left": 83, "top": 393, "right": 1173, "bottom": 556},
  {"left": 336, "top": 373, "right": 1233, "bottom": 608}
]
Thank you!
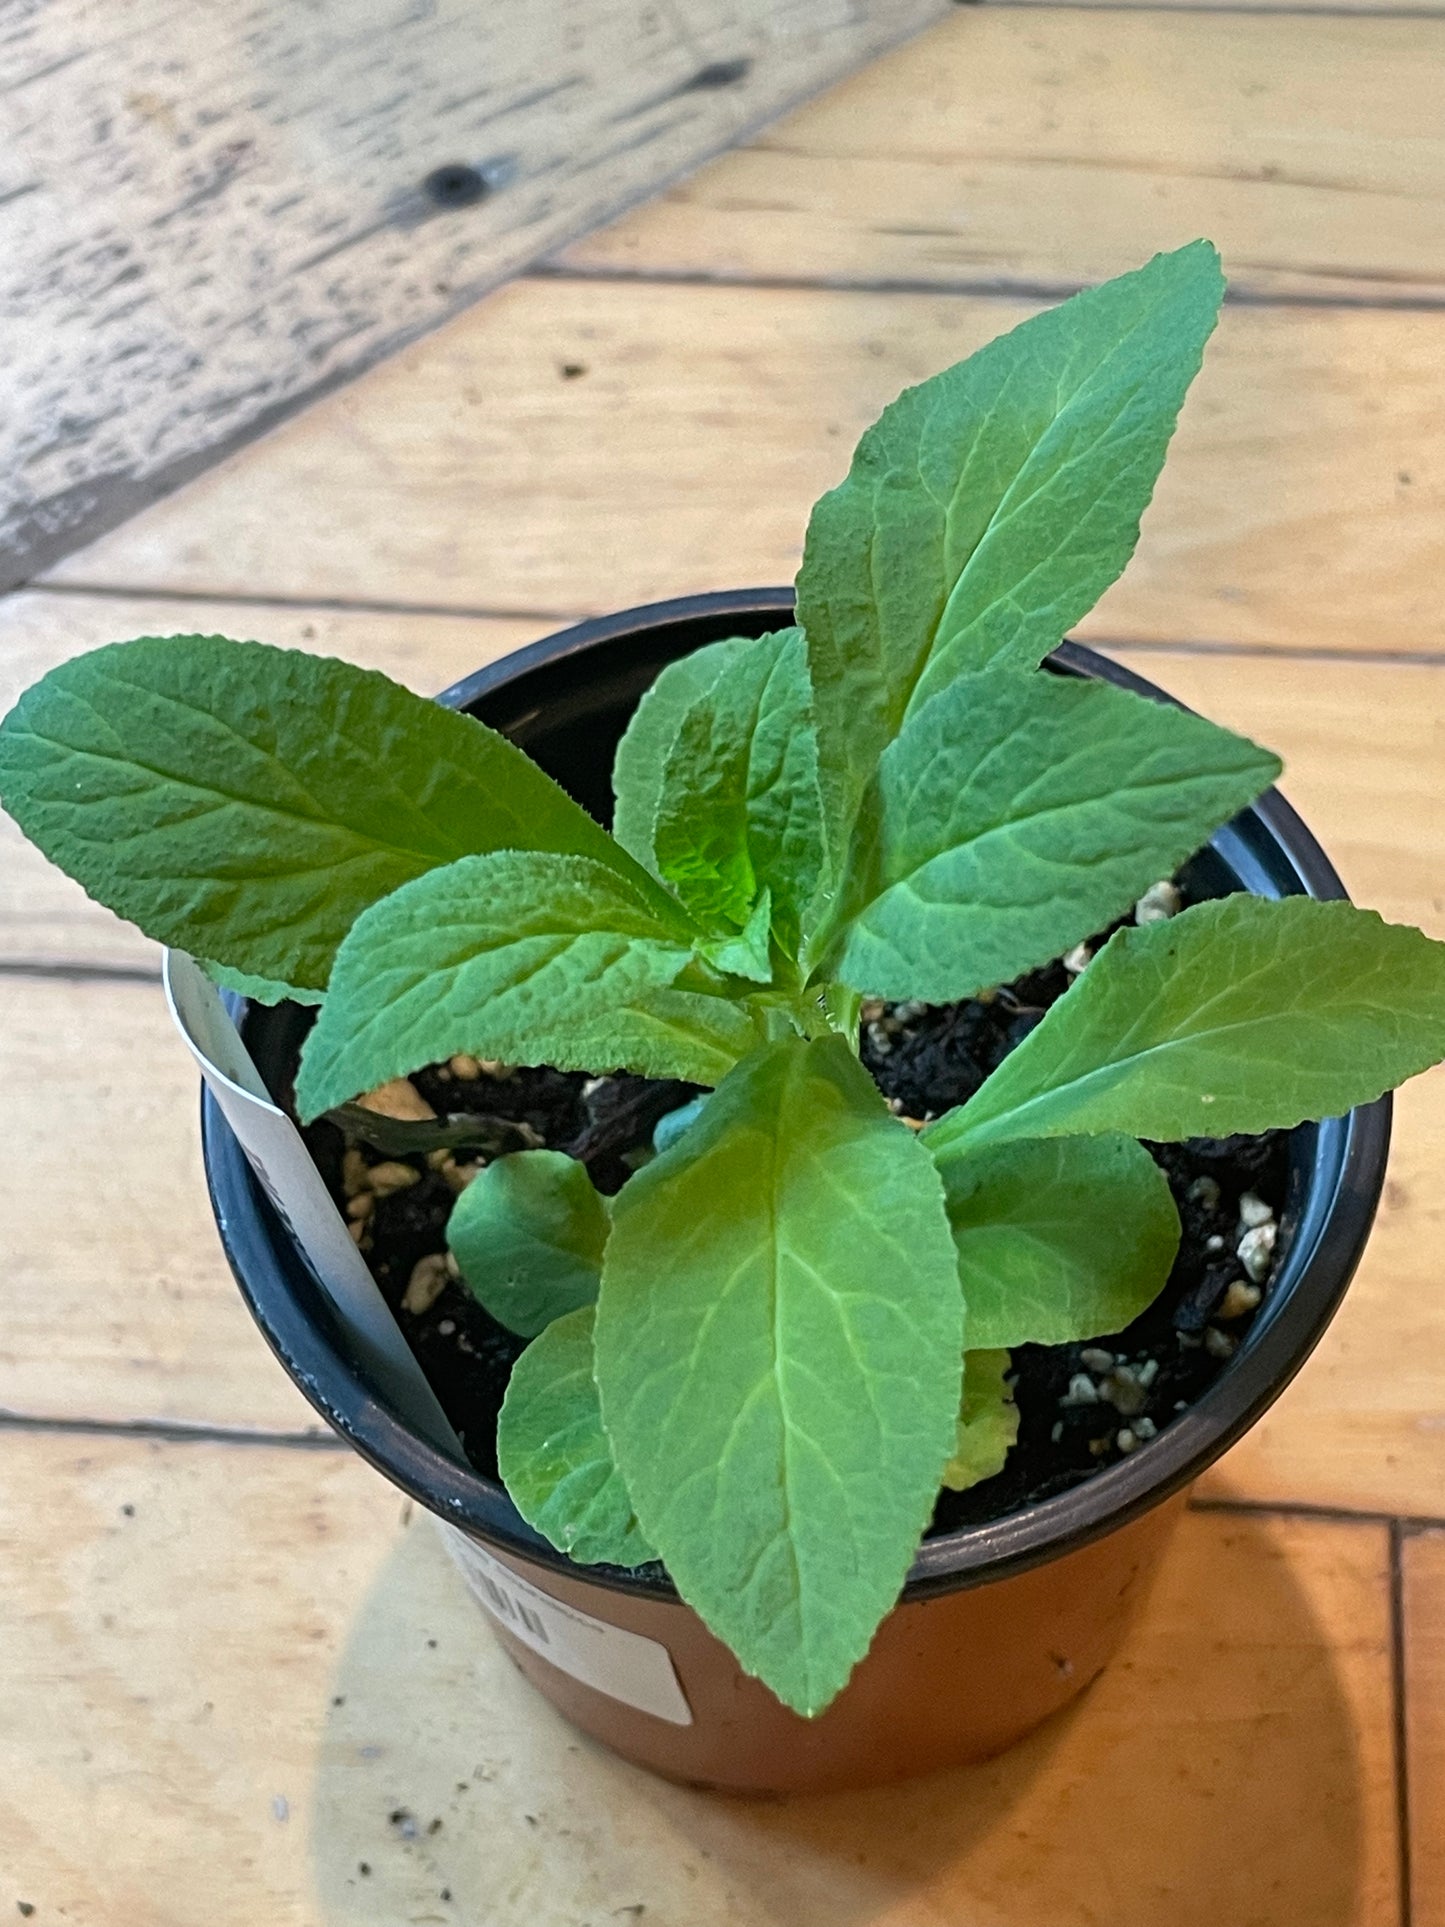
[
  {"left": 0, "top": 958, "right": 163, "bottom": 986},
  {"left": 39, "top": 280, "right": 1445, "bottom": 653},
  {"left": 14, "top": 584, "right": 1445, "bottom": 672},
  {"left": 529, "top": 260, "right": 1445, "bottom": 319},
  {"left": 1391, "top": 1518, "right": 1417, "bottom": 1927},
  {"left": 1, "top": 1399, "right": 1439, "bottom": 1535},
  {"left": 11, "top": 578, "right": 580, "bottom": 628},
  {"left": 0, "top": 1409, "right": 344, "bottom": 1451},
  {"left": 8, "top": 0, "right": 1442, "bottom": 606}
]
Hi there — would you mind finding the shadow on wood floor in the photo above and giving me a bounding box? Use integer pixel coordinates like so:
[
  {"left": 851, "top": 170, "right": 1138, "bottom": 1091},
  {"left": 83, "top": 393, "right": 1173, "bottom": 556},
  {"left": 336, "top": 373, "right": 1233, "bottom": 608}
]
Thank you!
[{"left": 310, "top": 1506, "right": 1384, "bottom": 1925}]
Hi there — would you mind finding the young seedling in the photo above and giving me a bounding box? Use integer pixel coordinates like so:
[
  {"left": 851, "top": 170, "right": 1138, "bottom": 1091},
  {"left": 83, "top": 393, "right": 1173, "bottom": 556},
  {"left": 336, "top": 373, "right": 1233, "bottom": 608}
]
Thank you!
[{"left": 4, "top": 242, "right": 1443, "bottom": 1716}]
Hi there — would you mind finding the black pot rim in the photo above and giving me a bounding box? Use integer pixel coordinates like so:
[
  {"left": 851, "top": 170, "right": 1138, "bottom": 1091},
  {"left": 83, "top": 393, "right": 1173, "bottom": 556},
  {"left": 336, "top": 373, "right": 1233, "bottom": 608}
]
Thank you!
[{"left": 204, "top": 588, "right": 1392, "bottom": 1605}]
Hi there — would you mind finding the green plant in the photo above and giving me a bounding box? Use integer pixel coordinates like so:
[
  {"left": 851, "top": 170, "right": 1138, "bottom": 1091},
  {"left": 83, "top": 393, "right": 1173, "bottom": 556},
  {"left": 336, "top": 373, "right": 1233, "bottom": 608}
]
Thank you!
[{"left": 4, "top": 242, "right": 1443, "bottom": 1716}]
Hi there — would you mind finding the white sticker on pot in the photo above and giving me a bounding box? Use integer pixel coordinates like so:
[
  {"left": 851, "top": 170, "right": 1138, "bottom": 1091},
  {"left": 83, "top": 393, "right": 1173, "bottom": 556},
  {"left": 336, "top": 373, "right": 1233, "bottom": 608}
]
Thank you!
[
  {"left": 162, "top": 950, "right": 464, "bottom": 1460},
  {"left": 441, "top": 1524, "right": 693, "bottom": 1727}
]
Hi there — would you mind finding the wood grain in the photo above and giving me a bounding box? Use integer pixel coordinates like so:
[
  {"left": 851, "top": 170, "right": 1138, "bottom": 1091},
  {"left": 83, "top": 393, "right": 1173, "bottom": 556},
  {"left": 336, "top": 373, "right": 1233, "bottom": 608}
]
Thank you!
[
  {"left": 1405, "top": 1527, "right": 1445, "bottom": 1927},
  {"left": 1198, "top": 1070, "right": 1445, "bottom": 1519},
  {"left": 1113, "top": 650, "right": 1445, "bottom": 1518},
  {"left": 1110, "top": 647, "right": 1445, "bottom": 941},
  {"left": 560, "top": 9, "right": 1445, "bottom": 302},
  {"left": 47, "top": 276, "right": 1445, "bottom": 657},
  {"left": 0, "top": 1440, "right": 1399, "bottom": 1926},
  {"left": 0, "top": 0, "right": 948, "bottom": 587},
  {"left": 0, "top": 589, "right": 543, "bottom": 974},
  {"left": 0, "top": 972, "right": 323, "bottom": 1433}
]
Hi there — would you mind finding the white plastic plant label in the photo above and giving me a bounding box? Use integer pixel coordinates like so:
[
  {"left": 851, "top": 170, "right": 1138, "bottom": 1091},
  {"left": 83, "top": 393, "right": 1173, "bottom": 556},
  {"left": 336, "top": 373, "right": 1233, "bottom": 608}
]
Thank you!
[
  {"left": 162, "top": 949, "right": 464, "bottom": 1460},
  {"left": 441, "top": 1523, "right": 693, "bottom": 1726}
]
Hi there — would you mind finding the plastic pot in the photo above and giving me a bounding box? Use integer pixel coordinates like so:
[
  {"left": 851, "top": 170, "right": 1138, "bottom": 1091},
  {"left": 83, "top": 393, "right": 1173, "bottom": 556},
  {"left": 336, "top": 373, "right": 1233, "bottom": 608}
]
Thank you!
[{"left": 204, "top": 589, "right": 1391, "bottom": 1794}]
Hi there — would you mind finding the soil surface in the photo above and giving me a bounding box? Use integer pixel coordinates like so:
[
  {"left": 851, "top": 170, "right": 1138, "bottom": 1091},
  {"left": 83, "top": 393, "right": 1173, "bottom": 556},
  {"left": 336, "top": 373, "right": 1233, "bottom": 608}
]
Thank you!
[{"left": 297, "top": 894, "right": 1289, "bottom": 1539}]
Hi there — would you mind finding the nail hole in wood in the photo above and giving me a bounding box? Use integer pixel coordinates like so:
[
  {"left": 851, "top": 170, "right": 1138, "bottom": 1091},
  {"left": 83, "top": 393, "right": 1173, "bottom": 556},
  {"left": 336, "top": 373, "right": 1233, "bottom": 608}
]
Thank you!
[
  {"left": 423, "top": 163, "right": 490, "bottom": 209},
  {"left": 686, "top": 58, "right": 751, "bottom": 90}
]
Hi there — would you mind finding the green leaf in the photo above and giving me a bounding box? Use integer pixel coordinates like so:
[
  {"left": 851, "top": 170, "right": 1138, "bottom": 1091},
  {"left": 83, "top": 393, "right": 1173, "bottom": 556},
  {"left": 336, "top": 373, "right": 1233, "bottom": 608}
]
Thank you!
[
  {"left": 941, "top": 1350, "right": 1020, "bottom": 1493},
  {"left": 827, "top": 662, "right": 1278, "bottom": 1000},
  {"left": 295, "top": 851, "right": 763, "bottom": 1119},
  {"left": 927, "top": 895, "right": 1445, "bottom": 1157},
  {"left": 697, "top": 888, "right": 774, "bottom": 984},
  {"left": 448, "top": 1150, "right": 608, "bottom": 1337},
  {"left": 796, "top": 243, "right": 1224, "bottom": 824},
  {"left": 652, "top": 628, "right": 829, "bottom": 962},
  {"left": 0, "top": 635, "right": 655, "bottom": 993},
  {"left": 497, "top": 1307, "right": 656, "bottom": 1568},
  {"left": 594, "top": 1035, "right": 963, "bottom": 1716},
  {"left": 201, "top": 958, "right": 324, "bottom": 1007},
  {"left": 744, "top": 636, "right": 834, "bottom": 964},
  {"left": 935, "top": 1134, "right": 1180, "bottom": 1349},
  {"left": 611, "top": 637, "right": 754, "bottom": 875}
]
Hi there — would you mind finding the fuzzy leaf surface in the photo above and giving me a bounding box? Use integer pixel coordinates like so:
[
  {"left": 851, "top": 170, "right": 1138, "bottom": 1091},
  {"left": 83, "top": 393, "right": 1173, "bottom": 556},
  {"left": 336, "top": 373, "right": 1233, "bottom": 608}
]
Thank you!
[
  {"left": 927, "top": 895, "right": 1445, "bottom": 1156},
  {"left": 296, "top": 851, "right": 762, "bottom": 1118},
  {"left": 449, "top": 1150, "right": 609, "bottom": 1337},
  {"left": 202, "top": 958, "right": 324, "bottom": 1007},
  {"left": 497, "top": 1307, "right": 656, "bottom": 1568},
  {"left": 0, "top": 635, "right": 651, "bottom": 992},
  {"left": 594, "top": 1034, "right": 963, "bottom": 1716},
  {"left": 611, "top": 637, "right": 753, "bottom": 875},
  {"left": 936, "top": 1133, "right": 1180, "bottom": 1348},
  {"left": 941, "top": 1350, "right": 1020, "bottom": 1493},
  {"left": 829, "top": 663, "right": 1278, "bottom": 1000},
  {"left": 796, "top": 243, "right": 1224, "bottom": 822},
  {"left": 698, "top": 888, "right": 775, "bottom": 984},
  {"left": 653, "top": 628, "right": 828, "bottom": 961}
]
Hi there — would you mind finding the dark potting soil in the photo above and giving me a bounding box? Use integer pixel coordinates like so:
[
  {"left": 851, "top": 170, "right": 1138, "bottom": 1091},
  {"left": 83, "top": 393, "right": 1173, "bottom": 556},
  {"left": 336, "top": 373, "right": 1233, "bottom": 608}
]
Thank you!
[{"left": 296, "top": 906, "right": 1288, "bottom": 1540}]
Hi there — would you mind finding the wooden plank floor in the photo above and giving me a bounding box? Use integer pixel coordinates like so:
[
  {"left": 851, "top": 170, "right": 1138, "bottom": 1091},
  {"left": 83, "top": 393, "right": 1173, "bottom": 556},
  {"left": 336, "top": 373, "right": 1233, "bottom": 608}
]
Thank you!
[
  {"left": 43, "top": 282, "right": 1445, "bottom": 658},
  {"left": 5, "top": 5, "right": 1444, "bottom": 1921},
  {"left": 0, "top": 0, "right": 951, "bottom": 585},
  {"left": 560, "top": 10, "right": 1445, "bottom": 303},
  {"left": 1406, "top": 1531, "right": 1445, "bottom": 1927},
  {"left": 0, "top": 1444, "right": 1402, "bottom": 1927}
]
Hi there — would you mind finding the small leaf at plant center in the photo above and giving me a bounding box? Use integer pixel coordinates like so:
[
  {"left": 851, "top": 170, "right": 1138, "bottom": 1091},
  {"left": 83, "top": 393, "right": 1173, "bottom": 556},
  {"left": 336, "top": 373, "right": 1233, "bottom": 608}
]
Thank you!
[
  {"left": 611, "top": 637, "right": 754, "bottom": 876},
  {"left": 697, "top": 888, "right": 774, "bottom": 984},
  {"left": 652, "top": 629, "right": 829, "bottom": 963}
]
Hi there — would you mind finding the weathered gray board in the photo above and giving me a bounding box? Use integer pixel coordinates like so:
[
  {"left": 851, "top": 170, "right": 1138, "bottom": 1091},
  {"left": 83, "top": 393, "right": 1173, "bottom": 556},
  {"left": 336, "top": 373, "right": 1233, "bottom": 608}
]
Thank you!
[{"left": 0, "top": 0, "right": 949, "bottom": 590}]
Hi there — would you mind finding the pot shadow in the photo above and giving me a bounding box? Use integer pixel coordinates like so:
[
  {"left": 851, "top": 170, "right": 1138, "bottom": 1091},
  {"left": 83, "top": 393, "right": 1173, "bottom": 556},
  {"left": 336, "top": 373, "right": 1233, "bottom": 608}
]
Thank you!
[{"left": 309, "top": 1502, "right": 1385, "bottom": 1926}]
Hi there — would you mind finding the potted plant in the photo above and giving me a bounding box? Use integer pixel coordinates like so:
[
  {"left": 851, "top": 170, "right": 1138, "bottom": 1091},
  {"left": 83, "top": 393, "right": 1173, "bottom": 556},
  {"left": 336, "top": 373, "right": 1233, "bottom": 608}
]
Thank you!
[{"left": 3, "top": 241, "right": 1441, "bottom": 1792}]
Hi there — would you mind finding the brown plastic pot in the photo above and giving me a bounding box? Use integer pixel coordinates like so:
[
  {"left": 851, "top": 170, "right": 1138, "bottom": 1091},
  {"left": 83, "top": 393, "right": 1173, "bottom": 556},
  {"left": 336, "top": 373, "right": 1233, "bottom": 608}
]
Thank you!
[
  {"left": 445, "top": 1488, "right": 1187, "bottom": 1791},
  {"left": 205, "top": 589, "right": 1391, "bottom": 1794}
]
